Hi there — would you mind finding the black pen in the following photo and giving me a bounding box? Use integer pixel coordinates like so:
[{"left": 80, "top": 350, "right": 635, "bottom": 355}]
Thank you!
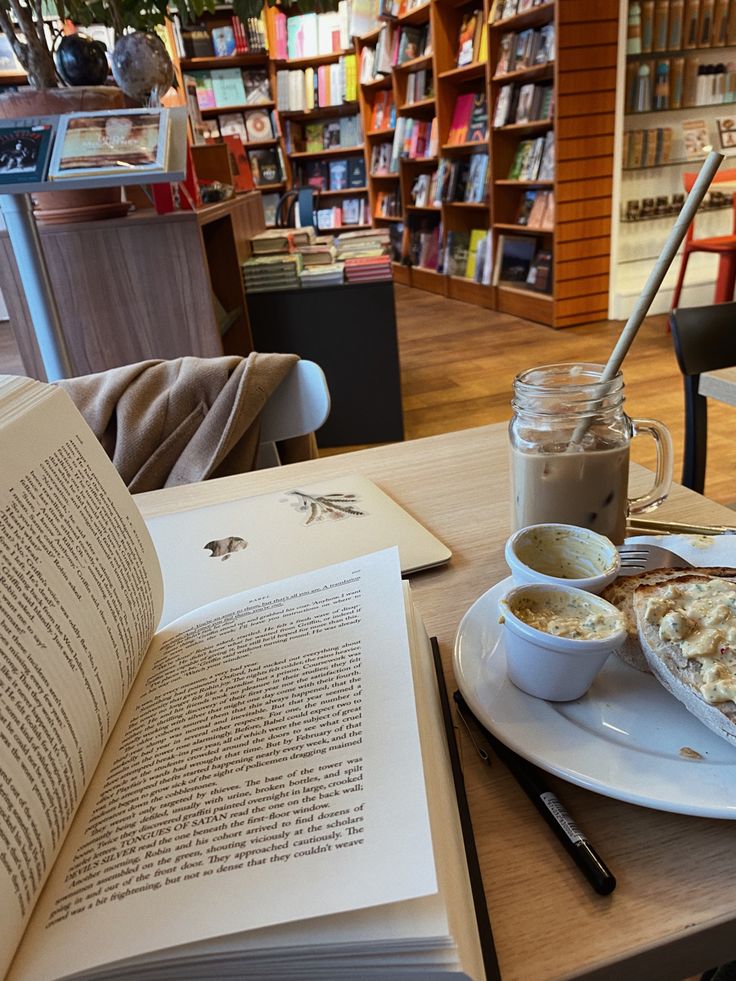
[{"left": 453, "top": 690, "right": 616, "bottom": 897}]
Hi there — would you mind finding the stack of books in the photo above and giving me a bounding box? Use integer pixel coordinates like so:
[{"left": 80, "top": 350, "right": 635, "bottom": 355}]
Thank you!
[
  {"left": 344, "top": 255, "right": 392, "bottom": 282},
  {"left": 334, "top": 228, "right": 391, "bottom": 260},
  {"left": 241, "top": 255, "right": 303, "bottom": 292},
  {"left": 298, "top": 238, "right": 337, "bottom": 265},
  {"left": 300, "top": 262, "right": 346, "bottom": 286}
]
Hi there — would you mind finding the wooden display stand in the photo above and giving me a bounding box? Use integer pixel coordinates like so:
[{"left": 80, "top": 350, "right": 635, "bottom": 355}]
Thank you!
[
  {"left": 245, "top": 280, "right": 404, "bottom": 447},
  {"left": 0, "top": 192, "right": 265, "bottom": 380}
]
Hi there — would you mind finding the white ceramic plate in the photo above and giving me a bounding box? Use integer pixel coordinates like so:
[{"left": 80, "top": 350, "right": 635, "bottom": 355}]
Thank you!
[{"left": 454, "top": 578, "right": 736, "bottom": 819}]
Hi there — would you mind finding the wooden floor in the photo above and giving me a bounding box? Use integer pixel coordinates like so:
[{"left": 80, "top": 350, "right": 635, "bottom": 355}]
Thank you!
[
  {"left": 2, "top": 284, "right": 734, "bottom": 508},
  {"left": 391, "top": 285, "right": 735, "bottom": 509}
]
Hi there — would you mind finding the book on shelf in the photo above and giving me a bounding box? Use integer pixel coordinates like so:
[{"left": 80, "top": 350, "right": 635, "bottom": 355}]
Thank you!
[
  {"left": 410, "top": 171, "right": 431, "bottom": 206},
  {"left": 374, "top": 22, "right": 396, "bottom": 75},
  {"left": 445, "top": 230, "right": 470, "bottom": 276},
  {"left": 217, "top": 111, "right": 248, "bottom": 142},
  {"left": 299, "top": 158, "right": 329, "bottom": 188},
  {"left": 497, "top": 24, "right": 554, "bottom": 75},
  {"left": 348, "top": 155, "right": 366, "bottom": 186},
  {"left": 517, "top": 188, "right": 553, "bottom": 228},
  {"left": 247, "top": 146, "right": 283, "bottom": 185},
  {"left": 375, "top": 188, "right": 402, "bottom": 217},
  {"left": 276, "top": 55, "right": 357, "bottom": 110},
  {"left": 244, "top": 108, "right": 274, "bottom": 141},
  {"left": 465, "top": 228, "right": 492, "bottom": 282},
  {"left": 211, "top": 25, "right": 236, "bottom": 56},
  {"left": 0, "top": 374, "right": 488, "bottom": 979},
  {"left": 408, "top": 215, "right": 441, "bottom": 269},
  {"left": 623, "top": 126, "right": 673, "bottom": 167},
  {"left": 211, "top": 67, "right": 247, "bottom": 107},
  {"left": 447, "top": 93, "right": 475, "bottom": 144},
  {"left": 466, "top": 153, "right": 489, "bottom": 202},
  {"left": 221, "top": 134, "right": 255, "bottom": 191},
  {"left": 406, "top": 68, "right": 433, "bottom": 103},
  {"left": 456, "top": 8, "right": 483, "bottom": 66},
  {"left": 283, "top": 6, "right": 351, "bottom": 58},
  {"left": 536, "top": 130, "right": 555, "bottom": 180},
  {"left": 0, "top": 122, "right": 54, "bottom": 185},
  {"left": 526, "top": 246, "right": 552, "bottom": 292},
  {"left": 395, "top": 24, "right": 430, "bottom": 64},
  {"left": 242, "top": 68, "right": 272, "bottom": 104},
  {"left": 493, "top": 232, "right": 538, "bottom": 286},
  {"left": 371, "top": 140, "right": 396, "bottom": 174},
  {"left": 371, "top": 90, "right": 396, "bottom": 130},
  {"left": 47, "top": 108, "right": 170, "bottom": 181},
  {"left": 466, "top": 93, "right": 489, "bottom": 142},
  {"left": 329, "top": 157, "right": 349, "bottom": 188}
]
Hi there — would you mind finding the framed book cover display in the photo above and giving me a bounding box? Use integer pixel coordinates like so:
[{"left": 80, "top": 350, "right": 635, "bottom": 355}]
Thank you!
[
  {"left": 0, "top": 123, "right": 54, "bottom": 185},
  {"left": 48, "top": 108, "right": 171, "bottom": 181}
]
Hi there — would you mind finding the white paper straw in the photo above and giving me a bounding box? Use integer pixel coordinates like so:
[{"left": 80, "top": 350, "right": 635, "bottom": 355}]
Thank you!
[{"left": 570, "top": 148, "right": 725, "bottom": 446}]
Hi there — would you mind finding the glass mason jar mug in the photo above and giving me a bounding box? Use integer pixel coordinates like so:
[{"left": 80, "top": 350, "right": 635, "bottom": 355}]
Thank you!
[{"left": 509, "top": 363, "right": 673, "bottom": 544}]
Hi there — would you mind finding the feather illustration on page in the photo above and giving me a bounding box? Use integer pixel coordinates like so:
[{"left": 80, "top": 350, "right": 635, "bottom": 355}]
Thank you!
[{"left": 285, "top": 490, "right": 367, "bottom": 524}]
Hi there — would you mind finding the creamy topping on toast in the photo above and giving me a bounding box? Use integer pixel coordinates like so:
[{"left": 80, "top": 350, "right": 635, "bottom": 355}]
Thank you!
[{"left": 641, "top": 578, "right": 736, "bottom": 704}]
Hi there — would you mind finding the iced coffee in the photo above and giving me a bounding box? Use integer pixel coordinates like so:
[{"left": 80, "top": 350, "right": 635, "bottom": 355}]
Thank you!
[
  {"left": 511, "top": 440, "right": 629, "bottom": 544},
  {"left": 509, "top": 364, "right": 672, "bottom": 544}
]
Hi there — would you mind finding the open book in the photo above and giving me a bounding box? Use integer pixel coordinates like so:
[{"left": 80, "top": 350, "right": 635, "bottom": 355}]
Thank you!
[{"left": 0, "top": 376, "right": 485, "bottom": 981}]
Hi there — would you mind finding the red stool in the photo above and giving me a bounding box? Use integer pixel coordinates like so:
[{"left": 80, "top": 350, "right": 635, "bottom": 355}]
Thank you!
[{"left": 671, "top": 167, "right": 736, "bottom": 309}]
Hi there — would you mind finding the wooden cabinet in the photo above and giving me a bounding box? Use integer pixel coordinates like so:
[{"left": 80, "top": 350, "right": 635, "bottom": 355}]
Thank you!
[{"left": 0, "top": 192, "right": 265, "bottom": 380}]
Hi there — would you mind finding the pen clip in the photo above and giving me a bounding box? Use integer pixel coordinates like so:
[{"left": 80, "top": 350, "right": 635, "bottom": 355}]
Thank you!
[{"left": 455, "top": 702, "right": 491, "bottom": 764}]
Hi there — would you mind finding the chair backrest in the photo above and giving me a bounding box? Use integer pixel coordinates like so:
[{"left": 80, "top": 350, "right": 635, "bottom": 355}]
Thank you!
[
  {"left": 274, "top": 187, "right": 318, "bottom": 229},
  {"left": 670, "top": 301, "right": 736, "bottom": 376},
  {"left": 257, "top": 359, "right": 331, "bottom": 467},
  {"left": 683, "top": 166, "right": 736, "bottom": 238}
]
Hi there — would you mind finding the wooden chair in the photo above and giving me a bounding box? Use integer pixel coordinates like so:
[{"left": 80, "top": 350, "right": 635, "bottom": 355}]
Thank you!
[
  {"left": 257, "top": 358, "right": 331, "bottom": 467},
  {"left": 670, "top": 168, "right": 736, "bottom": 310},
  {"left": 669, "top": 302, "right": 736, "bottom": 492}
]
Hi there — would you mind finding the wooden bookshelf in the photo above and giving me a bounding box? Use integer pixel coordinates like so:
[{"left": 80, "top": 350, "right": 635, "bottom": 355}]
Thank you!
[
  {"left": 266, "top": 10, "right": 368, "bottom": 229},
  {"left": 356, "top": 31, "right": 402, "bottom": 238},
  {"left": 488, "top": 0, "right": 618, "bottom": 327},
  {"left": 163, "top": 0, "right": 621, "bottom": 325}
]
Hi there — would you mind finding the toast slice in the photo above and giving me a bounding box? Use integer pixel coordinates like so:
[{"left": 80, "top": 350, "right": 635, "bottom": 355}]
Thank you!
[
  {"left": 633, "top": 576, "right": 736, "bottom": 746},
  {"left": 601, "top": 568, "right": 736, "bottom": 672}
]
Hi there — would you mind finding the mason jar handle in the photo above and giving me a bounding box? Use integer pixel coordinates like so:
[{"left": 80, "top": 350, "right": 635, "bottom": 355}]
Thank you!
[{"left": 628, "top": 418, "right": 674, "bottom": 514}]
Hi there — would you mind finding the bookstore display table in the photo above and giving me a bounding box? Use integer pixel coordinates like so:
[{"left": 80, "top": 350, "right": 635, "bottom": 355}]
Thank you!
[
  {"left": 135, "top": 422, "right": 736, "bottom": 981},
  {"left": 245, "top": 280, "right": 404, "bottom": 448}
]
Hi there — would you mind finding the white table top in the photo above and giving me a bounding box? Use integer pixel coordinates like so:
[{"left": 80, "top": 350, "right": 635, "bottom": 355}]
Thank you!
[{"left": 134, "top": 423, "right": 736, "bottom": 981}]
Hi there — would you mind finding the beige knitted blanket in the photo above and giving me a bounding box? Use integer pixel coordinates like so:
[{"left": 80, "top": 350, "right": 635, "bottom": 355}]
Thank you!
[{"left": 58, "top": 352, "right": 302, "bottom": 493}]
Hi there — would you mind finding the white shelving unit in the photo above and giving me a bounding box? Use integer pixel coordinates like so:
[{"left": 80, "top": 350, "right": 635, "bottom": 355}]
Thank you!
[{"left": 609, "top": 0, "right": 736, "bottom": 319}]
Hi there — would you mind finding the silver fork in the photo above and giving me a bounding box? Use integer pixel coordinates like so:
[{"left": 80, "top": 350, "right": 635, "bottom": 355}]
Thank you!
[{"left": 617, "top": 542, "right": 695, "bottom": 576}]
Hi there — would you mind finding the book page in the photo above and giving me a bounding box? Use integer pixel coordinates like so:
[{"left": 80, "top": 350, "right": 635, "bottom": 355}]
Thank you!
[
  {"left": 145, "top": 474, "right": 451, "bottom": 628},
  {"left": 0, "top": 383, "right": 164, "bottom": 978},
  {"left": 9, "top": 549, "right": 437, "bottom": 981}
]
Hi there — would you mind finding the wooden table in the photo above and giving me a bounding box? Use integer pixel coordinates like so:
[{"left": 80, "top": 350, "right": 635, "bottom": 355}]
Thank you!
[
  {"left": 134, "top": 423, "right": 736, "bottom": 981},
  {"left": 700, "top": 366, "right": 736, "bottom": 406}
]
